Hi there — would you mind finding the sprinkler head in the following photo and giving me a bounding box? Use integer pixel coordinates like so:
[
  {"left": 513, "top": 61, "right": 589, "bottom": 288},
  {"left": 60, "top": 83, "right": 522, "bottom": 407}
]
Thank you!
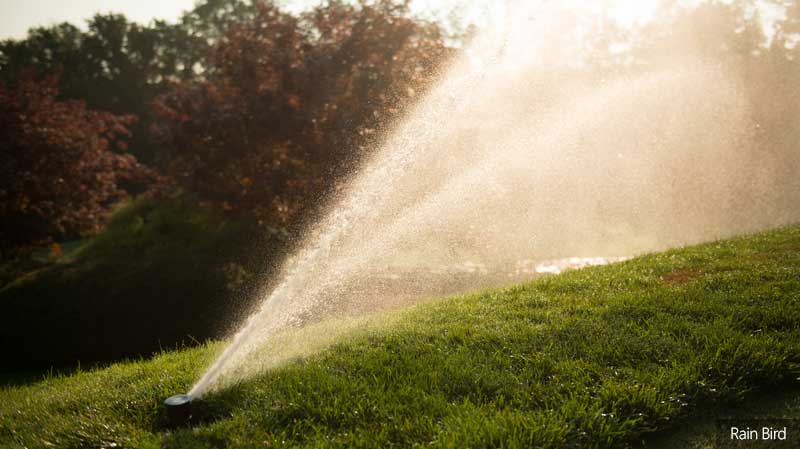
[{"left": 164, "top": 394, "right": 192, "bottom": 426}]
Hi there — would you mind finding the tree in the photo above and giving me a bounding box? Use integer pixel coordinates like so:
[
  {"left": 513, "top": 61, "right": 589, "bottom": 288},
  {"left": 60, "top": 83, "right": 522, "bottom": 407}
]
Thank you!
[
  {"left": 0, "top": 71, "right": 157, "bottom": 253},
  {"left": 0, "top": 6, "right": 219, "bottom": 166},
  {"left": 151, "top": 0, "right": 451, "bottom": 229}
]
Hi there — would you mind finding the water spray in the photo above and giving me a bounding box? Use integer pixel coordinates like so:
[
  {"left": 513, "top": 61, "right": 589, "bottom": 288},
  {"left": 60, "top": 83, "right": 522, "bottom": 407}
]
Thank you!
[{"left": 187, "top": 0, "right": 800, "bottom": 398}]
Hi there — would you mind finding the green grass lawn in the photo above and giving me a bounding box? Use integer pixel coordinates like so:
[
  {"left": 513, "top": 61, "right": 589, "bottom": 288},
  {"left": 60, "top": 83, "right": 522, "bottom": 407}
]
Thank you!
[{"left": 1, "top": 225, "right": 799, "bottom": 448}]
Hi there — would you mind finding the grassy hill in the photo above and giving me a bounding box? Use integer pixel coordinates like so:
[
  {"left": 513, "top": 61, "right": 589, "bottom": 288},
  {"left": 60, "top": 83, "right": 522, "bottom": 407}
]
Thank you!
[
  {"left": 1, "top": 225, "right": 799, "bottom": 448},
  {"left": 0, "top": 195, "right": 285, "bottom": 369}
]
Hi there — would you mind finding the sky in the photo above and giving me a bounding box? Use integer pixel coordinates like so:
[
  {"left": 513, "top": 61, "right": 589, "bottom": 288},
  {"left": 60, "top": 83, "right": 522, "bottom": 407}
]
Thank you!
[
  {"left": 0, "top": 0, "right": 196, "bottom": 39},
  {"left": 0, "top": 0, "right": 663, "bottom": 40},
  {"left": 0, "top": 0, "right": 787, "bottom": 41}
]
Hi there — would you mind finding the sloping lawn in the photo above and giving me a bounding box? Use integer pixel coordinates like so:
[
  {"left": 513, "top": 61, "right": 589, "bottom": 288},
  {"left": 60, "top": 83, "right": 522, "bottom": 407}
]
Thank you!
[{"left": 1, "top": 225, "right": 799, "bottom": 448}]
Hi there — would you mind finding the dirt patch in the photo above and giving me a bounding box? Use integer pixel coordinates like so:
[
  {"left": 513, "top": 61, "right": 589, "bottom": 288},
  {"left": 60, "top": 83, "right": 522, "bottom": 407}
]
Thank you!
[
  {"left": 661, "top": 268, "right": 704, "bottom": 285},
  {"left": 779, "top": 243, "right": 800, "bottom": 253},
  {"left": 751, "top": 245, "right": 800, "bottom": 260}
]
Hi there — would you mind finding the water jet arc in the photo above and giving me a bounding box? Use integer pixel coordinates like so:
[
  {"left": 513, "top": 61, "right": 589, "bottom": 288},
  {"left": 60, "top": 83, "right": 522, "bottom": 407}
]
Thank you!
[{"left": 188, "top": 0, "right": 800, "bottom": 399}]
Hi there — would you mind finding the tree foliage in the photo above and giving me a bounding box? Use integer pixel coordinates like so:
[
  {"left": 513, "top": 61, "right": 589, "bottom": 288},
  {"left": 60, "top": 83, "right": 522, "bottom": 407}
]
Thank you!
[
  {"left": 151, "top": 0, "right": 451, "bottom": 227},
  {"left": 0, "top": 4, "right": 233, "bottom": 165},
  {"left": 0, "top": 71, "right": 156, "bottom": 253}
]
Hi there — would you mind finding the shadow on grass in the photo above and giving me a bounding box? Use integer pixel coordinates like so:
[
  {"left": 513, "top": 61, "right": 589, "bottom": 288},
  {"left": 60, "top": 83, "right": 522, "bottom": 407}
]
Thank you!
[
  {"left": 641, "top": 380, "right": 800, "bottom": 448},
  {"left": 0, "top": 369, "right": 57, "bottom": 387},
  {"left": 0, "top": 363, "right": 95, "bottom": 387}
]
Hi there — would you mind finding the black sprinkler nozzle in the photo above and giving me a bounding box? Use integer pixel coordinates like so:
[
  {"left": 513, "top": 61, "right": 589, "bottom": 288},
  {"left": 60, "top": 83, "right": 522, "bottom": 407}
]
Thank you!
[{"left": 164, "top": 394, "right": 192, "bottom": 426}]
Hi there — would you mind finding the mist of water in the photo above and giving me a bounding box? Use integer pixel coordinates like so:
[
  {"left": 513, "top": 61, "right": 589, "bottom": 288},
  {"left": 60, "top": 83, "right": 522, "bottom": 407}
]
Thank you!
[{"left": 188, "top": 0, "right": 800, "bottom": 397}]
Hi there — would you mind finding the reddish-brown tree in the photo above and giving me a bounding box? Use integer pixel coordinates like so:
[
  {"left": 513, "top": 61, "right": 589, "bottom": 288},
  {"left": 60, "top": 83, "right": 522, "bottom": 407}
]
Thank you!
[
  {"left": 0, "top": 70, "right": 157, "bottom": 253},
  {"left": 151, "top": 0, "right": 450, "bottom": 228}
]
